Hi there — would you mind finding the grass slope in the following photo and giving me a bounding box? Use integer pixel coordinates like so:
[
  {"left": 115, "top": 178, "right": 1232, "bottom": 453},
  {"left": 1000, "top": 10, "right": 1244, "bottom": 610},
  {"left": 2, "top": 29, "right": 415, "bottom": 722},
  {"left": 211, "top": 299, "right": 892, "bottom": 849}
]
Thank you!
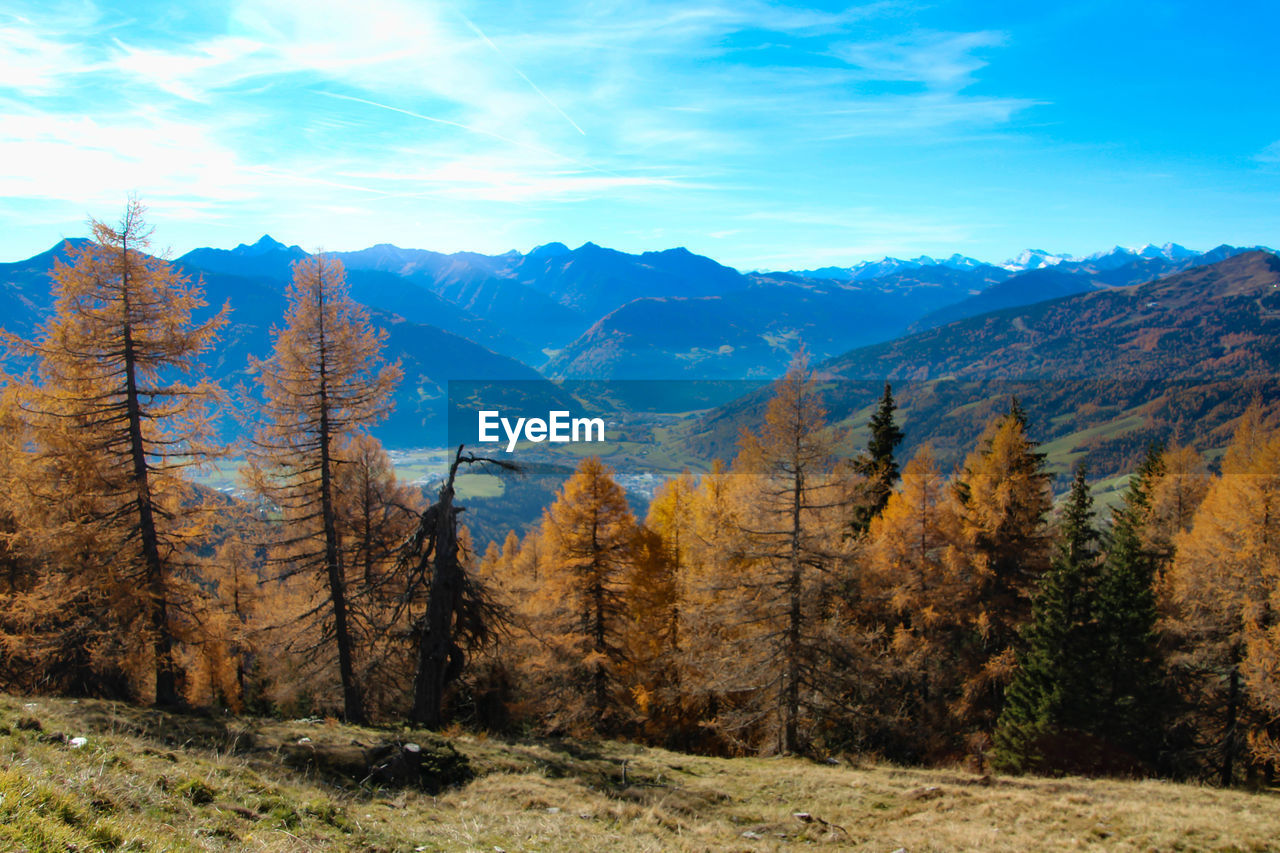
[{"left": 3, "top": 694, "right": 1279, "bottom": 852}]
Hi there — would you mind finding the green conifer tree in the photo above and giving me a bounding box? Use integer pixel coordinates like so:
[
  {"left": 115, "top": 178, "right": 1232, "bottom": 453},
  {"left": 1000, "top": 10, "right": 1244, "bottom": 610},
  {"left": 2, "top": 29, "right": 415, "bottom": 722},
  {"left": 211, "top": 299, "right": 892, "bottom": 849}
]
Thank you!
[
  {"left": 1094, "top": 445, "right": 1165, "bottom": 767},
  {"left": 852, "top": 382, "right": 905, "bottom": 534},
  {"left": 994, "top": 467, "right": 1102, "bottom": 773}
]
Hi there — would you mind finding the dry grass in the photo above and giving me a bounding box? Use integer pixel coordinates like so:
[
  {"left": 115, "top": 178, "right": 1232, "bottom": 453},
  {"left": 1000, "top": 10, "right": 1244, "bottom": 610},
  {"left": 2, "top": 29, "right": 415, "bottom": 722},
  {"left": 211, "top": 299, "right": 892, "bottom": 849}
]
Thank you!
[{"left": 2, "top": 693, "right": 1278, "bottom": 852}]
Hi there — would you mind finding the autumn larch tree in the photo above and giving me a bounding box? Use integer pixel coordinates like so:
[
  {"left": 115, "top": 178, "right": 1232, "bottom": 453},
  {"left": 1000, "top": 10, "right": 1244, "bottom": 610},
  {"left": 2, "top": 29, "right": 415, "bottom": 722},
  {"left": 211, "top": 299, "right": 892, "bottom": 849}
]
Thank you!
[
  {"left": 642, "top": 469, "right": 699, "bottom": 665},
  {"left": 730, "top": 351, "right": 845, "bottom": 754},
  {"left": 948, "top": 402, "right": 1053, "bottom": 732},
  {"left": 1165, "top": 405, "right": 1280, "bottom": 783},
  {"left": 332, "top": 432, "right": 423, "bottom": 718},
  {"left": 863, "top": 444, "right": 958, "bottom": 759},
  {"left": 664, "top": 459, "right": 749, "bottom": 752},
  {"left": 623, "top": 525, "right": 682, "bottom": 739},
  {"left": 246, "top": 253, "right": 401, "bottom": 724},
  {"left": 1, "top": 200, "right": 227, "bottom": 705},
  {"left": 1144, "top": 443, "right": 1208, "bottom": 568},
  {"left": 518, "top": 456, "right": 638, "bottom": 734}
]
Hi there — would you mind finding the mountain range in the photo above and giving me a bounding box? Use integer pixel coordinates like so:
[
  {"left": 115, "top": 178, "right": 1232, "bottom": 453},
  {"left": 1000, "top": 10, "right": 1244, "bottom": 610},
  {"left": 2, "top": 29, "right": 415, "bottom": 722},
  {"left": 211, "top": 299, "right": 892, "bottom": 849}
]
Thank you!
[
  {"left": 0, "top": 238, "right": 556, "bottom": 447},
  {"left": 680, "top": 250, "right": 1280, "bottom": 479},
  {"left": 546, "top": 243, "right": 1271, "bottom": 379},
  {"left": 2, "top": 234, "right": 1276, "bottom": 459}
]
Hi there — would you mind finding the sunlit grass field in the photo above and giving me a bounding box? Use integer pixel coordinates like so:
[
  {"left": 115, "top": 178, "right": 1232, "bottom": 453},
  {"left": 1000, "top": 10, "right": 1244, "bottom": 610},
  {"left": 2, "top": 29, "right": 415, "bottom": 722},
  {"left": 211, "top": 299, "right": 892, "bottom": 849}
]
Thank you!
[{"left": 3, "top": 693, "right": 1278, "bottom": 852}]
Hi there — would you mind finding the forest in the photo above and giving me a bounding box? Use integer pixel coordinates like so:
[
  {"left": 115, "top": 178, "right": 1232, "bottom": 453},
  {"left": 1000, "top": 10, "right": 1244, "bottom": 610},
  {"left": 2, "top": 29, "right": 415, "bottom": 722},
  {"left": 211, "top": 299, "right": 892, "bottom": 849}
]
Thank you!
[{"left": 2, "top": 203, "right": 1279, "bottom": 787}]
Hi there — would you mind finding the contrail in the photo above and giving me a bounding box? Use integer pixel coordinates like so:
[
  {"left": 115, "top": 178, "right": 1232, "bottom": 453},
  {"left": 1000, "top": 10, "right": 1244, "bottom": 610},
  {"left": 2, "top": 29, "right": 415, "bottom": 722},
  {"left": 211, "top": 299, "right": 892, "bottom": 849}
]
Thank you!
[
  {"left": 451, "top": 6, "right": 587, "bottom": 136},
  {"left": 317, "top": 91, "right": 620, "bottom": 177},
  {"left": 318, "top": 91, "right": 535, "bottom": 151}
]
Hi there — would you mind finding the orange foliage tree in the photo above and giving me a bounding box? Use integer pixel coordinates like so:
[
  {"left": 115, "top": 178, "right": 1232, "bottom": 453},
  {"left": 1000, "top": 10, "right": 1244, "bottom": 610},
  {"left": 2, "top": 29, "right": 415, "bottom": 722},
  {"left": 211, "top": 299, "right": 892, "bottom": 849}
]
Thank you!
[
  {"left": 1165, "top": 406, "right": 1280, "bottom": 782},
  {"left": 722, "top": 353, "right": 847, "bottom": 754},
  {"left": 512, "top": 456, "right": 639, "bottom": 734},
  {"left": 862, "top": 444, "right": 961, "bottom": 757},
  {"left": 946, "top": 404, "right": 1053, "bottom": 732},
  {"left": 1, "top": 201, "right": 227, "bottom": 705},
  {"left": 245, "top": 253, "right": 401, "bottom": 724}
]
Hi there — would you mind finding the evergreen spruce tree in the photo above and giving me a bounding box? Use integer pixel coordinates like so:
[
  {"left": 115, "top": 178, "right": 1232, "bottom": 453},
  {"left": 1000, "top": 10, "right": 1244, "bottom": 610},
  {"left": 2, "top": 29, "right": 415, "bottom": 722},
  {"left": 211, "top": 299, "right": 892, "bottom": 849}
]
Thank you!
[
  {"left": 994, "top": 467, "right": 1103, "bottom": 773},
  {"left": 852, "top": 382, "right": 905, "bottom": 534},
  {"left": 1095, "top": 445, "right": 1166, "bottom": 768}
]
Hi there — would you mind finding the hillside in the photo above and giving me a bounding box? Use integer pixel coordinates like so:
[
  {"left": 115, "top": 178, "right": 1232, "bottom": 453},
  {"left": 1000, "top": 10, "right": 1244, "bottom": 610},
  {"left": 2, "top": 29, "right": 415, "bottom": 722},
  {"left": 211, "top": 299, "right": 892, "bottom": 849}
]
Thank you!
[
  {"left": 4, "top": 693, "right": 1278, "bottom": 852},
  {"left": 909, "top": 244, "right": 1268, "bottom": 332},
  {"left": 547, "top": 265, "right": 1006, "bottom": 380},
  {"left": 681, "top": 251, "right": 1280, "bottom": 478},
  {"left": 827, "top": 250, "right": 1280, "bottom": 381}
]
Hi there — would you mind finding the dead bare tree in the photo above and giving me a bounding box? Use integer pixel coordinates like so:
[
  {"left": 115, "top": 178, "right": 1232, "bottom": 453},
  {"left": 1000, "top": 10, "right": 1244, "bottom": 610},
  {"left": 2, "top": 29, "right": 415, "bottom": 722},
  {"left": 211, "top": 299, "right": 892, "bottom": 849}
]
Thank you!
[{"left": 398, "top": 445, "right": 519, "bottom": 727}]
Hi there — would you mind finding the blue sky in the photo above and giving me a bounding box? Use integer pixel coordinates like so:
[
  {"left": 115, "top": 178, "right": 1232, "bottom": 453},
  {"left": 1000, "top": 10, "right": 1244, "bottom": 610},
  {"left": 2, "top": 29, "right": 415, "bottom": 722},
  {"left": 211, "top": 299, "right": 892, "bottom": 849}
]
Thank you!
[{"left": 1, "top": 0, "right": 1277, "bottom": 270}]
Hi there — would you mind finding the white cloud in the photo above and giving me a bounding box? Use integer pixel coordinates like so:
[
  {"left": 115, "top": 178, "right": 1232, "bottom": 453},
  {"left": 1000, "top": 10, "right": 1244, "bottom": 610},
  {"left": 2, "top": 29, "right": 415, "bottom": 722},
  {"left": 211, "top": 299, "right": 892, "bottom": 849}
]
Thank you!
[
  {"left": 833, "top": 30, "right": 1008, "bottom": 92},
  {"left": 0, "top": 111, "right": 258, "bottom": 204},
  {"left": 0, "top": 11, "right": 97, "bottom": 94},
  {"left": 0, "top": 0, "right": 1037, "bottom": 260}
]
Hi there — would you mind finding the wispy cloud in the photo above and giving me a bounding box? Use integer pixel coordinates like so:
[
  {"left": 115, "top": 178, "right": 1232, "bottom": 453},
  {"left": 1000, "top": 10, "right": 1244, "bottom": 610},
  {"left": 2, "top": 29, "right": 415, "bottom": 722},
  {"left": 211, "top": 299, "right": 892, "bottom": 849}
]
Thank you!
[
  {"left": 833, "top": 30, "right": 1008, "bottom": 92},
  {"left": 0, "top": 0, "right": 1043, "bottom": 264},
  {"left": 1257, "top": 141, "right": 1280, "bottom": 164}
]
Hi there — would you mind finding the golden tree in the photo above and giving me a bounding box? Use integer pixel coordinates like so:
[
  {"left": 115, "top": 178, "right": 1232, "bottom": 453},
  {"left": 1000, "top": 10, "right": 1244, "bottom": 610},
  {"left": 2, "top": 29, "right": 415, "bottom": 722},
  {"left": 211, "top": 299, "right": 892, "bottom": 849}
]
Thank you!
[
  {"left": 638, "top": 468, "right": 699, "bottom": 719},
  {"left": 724, "top": 352, "right": 846, "bottom": 754},
  {"left": 863, "top": 444, "right": 960, "bottom": 756},
  {"left": 183, "top": 508, "right": 266, "bottom": 712},
  {"left": 1145, "top": 443, "right": 1209, "bottom": 567},
  {"left": 246, "top": 253, "right": 401, "bottom": 724},
  {"left": 516, "top": 456, "right": 638, "bottom": 734},
  {"left": 946, "top": 404, "right": 1052, "bottom": 731},
  {"left": 334, "top": 433, "right": 421, "bottom": 591},
  {"left": 1165, "top": 406, "right": 1280, "bottom": 782},
  {"left": 624, "top": 525, "right": 682, "bottom": 739},
  {"left": 1, "top": 201, "right": 226, "bottom": 704}
]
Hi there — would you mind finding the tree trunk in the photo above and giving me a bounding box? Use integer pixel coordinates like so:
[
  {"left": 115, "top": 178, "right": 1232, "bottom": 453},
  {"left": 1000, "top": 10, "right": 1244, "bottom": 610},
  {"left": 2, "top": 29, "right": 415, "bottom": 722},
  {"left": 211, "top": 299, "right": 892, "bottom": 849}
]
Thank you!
[
  {"left": 411, "top": 494, "right": 460, "bottom": 726},
  {"left": 411, "top": 451, "right": 463, "bottom": 727},
  {"left": 316, "top": 274, "right": 365, "bottom": 725},
  {"left": 118, "top": 252, "right": 178, "bottom": 707},
  {"left": 782, "top": 467, "right": 803, "bottom": 754},
  {"left": 1222, "top": 659, "right": 1240, "bottom": 787}
]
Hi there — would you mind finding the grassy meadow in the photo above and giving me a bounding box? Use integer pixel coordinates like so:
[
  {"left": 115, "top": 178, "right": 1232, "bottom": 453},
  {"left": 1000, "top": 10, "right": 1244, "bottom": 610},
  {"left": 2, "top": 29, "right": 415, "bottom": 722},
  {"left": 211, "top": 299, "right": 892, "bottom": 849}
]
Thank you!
[{"left": 3, "top": 693, "right": 1278, "bottom": 852}]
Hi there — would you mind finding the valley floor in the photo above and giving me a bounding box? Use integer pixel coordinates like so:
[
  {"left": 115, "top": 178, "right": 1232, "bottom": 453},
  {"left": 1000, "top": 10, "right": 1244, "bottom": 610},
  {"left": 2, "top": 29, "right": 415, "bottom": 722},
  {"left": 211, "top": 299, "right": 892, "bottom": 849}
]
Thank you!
[{"left": 2, "top": 693, "right": 1277, "bottom": 852}]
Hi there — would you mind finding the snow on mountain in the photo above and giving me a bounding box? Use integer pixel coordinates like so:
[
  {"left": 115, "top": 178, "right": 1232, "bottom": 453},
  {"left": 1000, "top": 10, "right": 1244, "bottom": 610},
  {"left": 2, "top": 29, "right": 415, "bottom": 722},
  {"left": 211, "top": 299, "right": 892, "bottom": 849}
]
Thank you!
[
  {"left": 1002, "top": 249, "right": 1075, "bottom": 271},
  {"left": 789, "top": 254, "right": 986, "bottom": 281}
]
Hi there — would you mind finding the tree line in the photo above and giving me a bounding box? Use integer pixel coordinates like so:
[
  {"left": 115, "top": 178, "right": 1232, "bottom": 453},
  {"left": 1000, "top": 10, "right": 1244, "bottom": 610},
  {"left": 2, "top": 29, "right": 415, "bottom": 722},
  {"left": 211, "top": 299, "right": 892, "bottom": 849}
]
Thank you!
[{"left": 1, "top": 205, "right": 1278, "bottom": 784}]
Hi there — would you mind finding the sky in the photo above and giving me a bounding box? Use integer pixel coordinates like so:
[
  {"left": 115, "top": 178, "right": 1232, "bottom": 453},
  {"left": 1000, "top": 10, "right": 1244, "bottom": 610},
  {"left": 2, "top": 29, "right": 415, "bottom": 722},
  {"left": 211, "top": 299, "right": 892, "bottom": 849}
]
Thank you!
[{"left": 1, "top": 0, "right": 1278, "bottom": 271}]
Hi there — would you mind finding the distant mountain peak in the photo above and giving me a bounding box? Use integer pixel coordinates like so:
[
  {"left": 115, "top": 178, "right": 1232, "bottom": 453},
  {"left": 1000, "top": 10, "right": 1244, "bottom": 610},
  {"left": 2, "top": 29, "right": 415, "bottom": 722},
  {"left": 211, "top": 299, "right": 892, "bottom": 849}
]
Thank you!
[
  {"left": 1003, "top": 249, "right": 1074, "bottom": 271},
  {"left": 783, "top": 253, "right": 987, "bottom": 282},
  {"left": 527, "top": 241, "right": 571, "bottom": 259},
  {"left": 222, "top": 234, "right": 309, "bottom": 258},
  {"left": 236, "top": 234, "right": 284, "bottom": 253}
]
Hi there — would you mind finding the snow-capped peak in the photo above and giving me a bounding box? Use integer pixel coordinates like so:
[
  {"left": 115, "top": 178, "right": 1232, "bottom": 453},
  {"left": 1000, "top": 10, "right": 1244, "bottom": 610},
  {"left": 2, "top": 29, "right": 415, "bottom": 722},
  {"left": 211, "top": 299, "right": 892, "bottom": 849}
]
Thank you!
[{"left": 1003, "top": 249, "right": 1074, "bottom": 271}]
